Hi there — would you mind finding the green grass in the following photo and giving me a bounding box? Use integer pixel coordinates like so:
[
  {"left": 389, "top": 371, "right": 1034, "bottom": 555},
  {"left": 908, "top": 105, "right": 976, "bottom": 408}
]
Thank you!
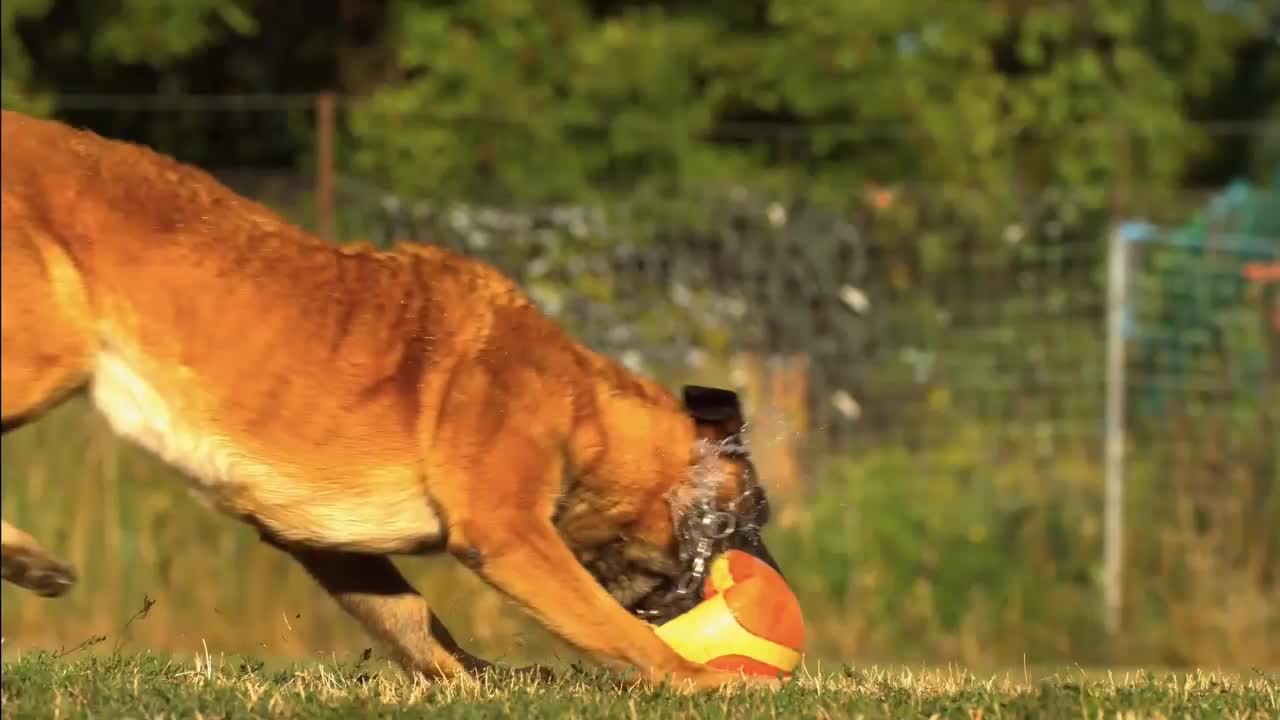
[{"left": 2, "top": 653, "right": 1276, "bottom": 719}]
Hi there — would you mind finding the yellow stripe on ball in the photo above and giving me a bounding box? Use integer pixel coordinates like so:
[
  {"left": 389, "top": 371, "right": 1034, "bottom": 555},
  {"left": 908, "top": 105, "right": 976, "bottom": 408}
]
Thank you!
[
  {"left": 709, "top": 553, "right": 736, "bottom": 593},
  {"left": 653, "top": 594, "right": 802, "bottom": 671}
]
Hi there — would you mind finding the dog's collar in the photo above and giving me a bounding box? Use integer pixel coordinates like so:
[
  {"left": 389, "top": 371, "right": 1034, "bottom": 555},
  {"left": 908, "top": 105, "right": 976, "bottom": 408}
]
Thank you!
[
  {"left": 635, "top": 439, "right": 761, "bottom": 619},
  {"left": 711, "top": 435, "right": 750, "bottom": 459},
  {"left": 671, "top": 488, "right": 752, "bottom": 595}
]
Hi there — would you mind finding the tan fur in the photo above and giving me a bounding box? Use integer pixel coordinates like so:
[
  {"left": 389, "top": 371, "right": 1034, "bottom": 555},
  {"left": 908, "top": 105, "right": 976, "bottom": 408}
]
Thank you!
[{"left": 0, "top": 110, "right": 774, "bottom": 690}]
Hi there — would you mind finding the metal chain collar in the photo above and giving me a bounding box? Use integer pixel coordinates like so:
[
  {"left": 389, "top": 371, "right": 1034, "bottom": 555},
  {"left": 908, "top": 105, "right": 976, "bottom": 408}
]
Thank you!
[{"left": 635, "top": 439, "right": 758, "bottom": 619}]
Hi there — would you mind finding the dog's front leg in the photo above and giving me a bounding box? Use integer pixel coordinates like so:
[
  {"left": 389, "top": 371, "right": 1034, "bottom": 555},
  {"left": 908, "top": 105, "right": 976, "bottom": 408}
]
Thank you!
[{"left": 448, "top": 517, "right": 759, "bottom": 691}]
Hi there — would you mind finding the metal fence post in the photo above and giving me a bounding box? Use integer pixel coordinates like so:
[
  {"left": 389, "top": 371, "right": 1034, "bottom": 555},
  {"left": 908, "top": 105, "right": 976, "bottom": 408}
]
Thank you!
[{"left": 1103, "top": 226, "right": 1131, "bottom": 637}]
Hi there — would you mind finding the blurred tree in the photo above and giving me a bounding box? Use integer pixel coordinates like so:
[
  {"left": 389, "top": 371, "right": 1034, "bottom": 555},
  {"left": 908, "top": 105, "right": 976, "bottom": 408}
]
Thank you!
[
  {"left": 1182, "top": 17, "right": 1280, "bottom": 185},
  {"left": 2, "top": 0, "right": 258, "bottom": 114},
  {"left": 1, "top": 0, "right": 54, "bottom": 115},
  {"left": 1, "top": 0, "right": 328, "bottom": 169},
  {"left": 346, "top": 0, "right": 1272, "bottom": 208},
  {"left": 2, "top": 0, "right": 1273, "bottom": 202}
]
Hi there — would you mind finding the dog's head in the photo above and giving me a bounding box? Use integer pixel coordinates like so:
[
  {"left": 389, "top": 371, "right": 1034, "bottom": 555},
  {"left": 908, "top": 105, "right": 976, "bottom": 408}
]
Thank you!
[
  {"left": 678, "top": 385, "right": 777, "bottom": 565},
  {"left": 620, "top": 385, "right": 780, "bottom": 624}
]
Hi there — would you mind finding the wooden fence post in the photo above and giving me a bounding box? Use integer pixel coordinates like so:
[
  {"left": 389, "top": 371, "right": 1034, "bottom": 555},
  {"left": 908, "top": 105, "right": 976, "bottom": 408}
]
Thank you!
[
  {"left": 731, "top": 352, "right": 810, "bottom": 497},
  {"left": 315, "top": 91, "right": 337, "bottom": 241}
]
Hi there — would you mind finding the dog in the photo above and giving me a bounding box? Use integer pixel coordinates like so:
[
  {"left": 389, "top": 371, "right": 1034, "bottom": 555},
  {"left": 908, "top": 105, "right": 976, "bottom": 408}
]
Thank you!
[{"left": 0, "top": 110, "right": 783, "bottom": 689}]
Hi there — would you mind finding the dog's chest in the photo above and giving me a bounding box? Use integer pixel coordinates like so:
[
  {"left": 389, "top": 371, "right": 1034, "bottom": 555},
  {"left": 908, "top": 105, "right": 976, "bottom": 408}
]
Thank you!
[{"left": 91, "top": 349, "right": 243, "bottom": 498}]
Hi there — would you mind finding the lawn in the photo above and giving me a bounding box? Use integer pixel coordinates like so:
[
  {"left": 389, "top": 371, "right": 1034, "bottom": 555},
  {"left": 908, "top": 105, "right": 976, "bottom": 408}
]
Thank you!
[{"left": 1, "top": 653, "right": 1275, "bottom": 719}]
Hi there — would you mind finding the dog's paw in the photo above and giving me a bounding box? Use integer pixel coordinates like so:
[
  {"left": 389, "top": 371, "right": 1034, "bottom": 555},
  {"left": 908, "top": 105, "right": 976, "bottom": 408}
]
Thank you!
[
  {"left": 649, "top": 663, "right": 782, "bottom": 693},
  {"left": 3, "top": 555, "right": 77, "bottom": 598}
]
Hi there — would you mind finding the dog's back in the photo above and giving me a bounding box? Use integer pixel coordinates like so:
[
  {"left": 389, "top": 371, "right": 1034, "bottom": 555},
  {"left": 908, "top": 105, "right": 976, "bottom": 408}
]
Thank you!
[{"left": 1, "top": 110, "right": 565, "bottom": 566}]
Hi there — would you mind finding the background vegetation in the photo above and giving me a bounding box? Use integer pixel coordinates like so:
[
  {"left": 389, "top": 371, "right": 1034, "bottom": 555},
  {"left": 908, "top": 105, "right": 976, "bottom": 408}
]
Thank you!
[{"left": 2, "top": 0, "right": 1278, "bottom": 673}]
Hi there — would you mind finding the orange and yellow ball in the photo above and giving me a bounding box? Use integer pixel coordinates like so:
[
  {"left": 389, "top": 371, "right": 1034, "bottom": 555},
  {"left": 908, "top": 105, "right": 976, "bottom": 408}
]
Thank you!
[{"left": 653, "top": 549, "right": 805, "bottom": 677}]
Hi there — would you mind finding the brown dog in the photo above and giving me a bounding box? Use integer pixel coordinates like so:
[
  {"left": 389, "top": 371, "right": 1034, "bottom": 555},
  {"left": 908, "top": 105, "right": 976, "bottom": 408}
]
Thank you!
[{"left": 0, "top": 111, "right": 782, "bottom": 689}]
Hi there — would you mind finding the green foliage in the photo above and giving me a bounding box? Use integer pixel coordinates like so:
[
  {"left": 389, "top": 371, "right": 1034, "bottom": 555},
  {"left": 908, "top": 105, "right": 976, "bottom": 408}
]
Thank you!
[
  {"left": 1, "top": 0, "right": 1273, "bottom": 205},
  {"left": 1, "top": 0, "right": 256, "bottom": 107},
  {"left": 343, "top": 0, "right": 1271, "bottom": 208},
  {"left": 771, "top": 428, "right": 1105, "bottom": 663},
  {"left": 1126, "top": 187, "right": 1280, "bottom": 420},
  {"left": 0, "top": 1, "right": 323, "bottom": 171},
  {"left": 766, "top": 405, "right": 1277, "bottom": 666},
  {"left": 88, "top": 0, "right": 257, "bottom": 67},
  {"left": 347, "top": 1, "right": 731, "bottom": 203},
  {"left": 0, "top": 0, "right": 53, "bottom": 114},
  {"left": 1, "top": 0, "right": 1273, "bottom": 271}
]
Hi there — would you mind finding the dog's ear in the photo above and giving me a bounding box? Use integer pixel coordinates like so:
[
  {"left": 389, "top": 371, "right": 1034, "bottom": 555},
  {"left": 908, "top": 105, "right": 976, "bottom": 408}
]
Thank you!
[{"left": 682, "top": 385, "right": 744, "bottom": 437}]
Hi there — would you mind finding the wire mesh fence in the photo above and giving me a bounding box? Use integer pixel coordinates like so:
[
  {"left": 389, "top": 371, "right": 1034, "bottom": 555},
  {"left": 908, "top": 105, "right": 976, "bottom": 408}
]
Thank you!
[
  {"left": 1112, "top": 197, "right": 1279, "bottom": 644},
  {"left": 329, "top": 171, "right": 1277, "bottom": 659},
  {"left": 330, "top": 176, "right": 1119, "bottom": 466}
]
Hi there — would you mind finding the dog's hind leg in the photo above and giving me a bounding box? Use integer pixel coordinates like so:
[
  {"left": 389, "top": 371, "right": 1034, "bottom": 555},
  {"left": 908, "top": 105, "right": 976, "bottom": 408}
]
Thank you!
[
  {"left": 281, "top": 545, "right": 490, "bottom": 680},
  {"left": 1, "top": 199, "right": 95, "bottom": 427},
  {"left": 1, "top": 521, "right": 77, "bottom": 597},
  {"left": 1, "top": 200, "right": 96, "bottom": 598}
]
